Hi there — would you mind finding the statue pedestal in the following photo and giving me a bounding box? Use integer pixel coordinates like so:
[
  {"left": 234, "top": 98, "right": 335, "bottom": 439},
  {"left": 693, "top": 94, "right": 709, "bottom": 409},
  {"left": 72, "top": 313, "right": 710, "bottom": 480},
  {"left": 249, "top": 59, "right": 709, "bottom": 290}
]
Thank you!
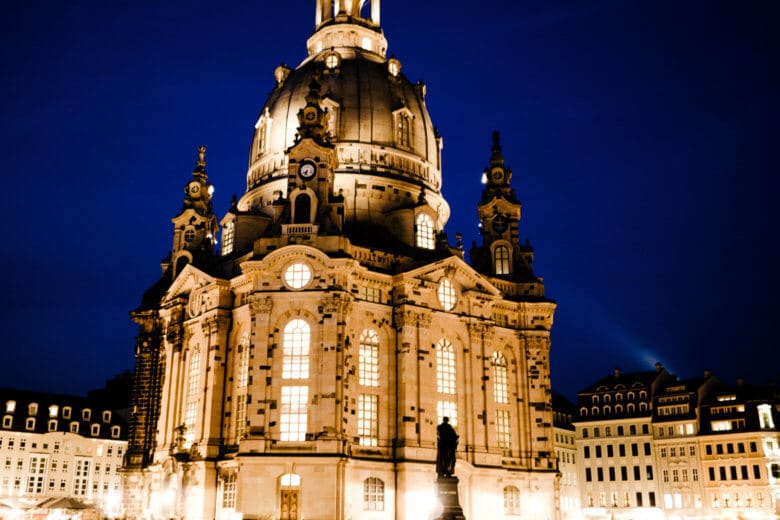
[{"left": 434, "top": 476, "right": 466, "bottom": 520}]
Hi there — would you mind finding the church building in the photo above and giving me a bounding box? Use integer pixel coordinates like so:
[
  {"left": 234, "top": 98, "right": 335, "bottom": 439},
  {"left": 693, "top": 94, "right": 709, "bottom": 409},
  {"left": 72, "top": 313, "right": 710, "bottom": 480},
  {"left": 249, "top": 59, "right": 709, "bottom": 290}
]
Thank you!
[{"left": 122, "top": 2, "right": 558, "bottom": 519}]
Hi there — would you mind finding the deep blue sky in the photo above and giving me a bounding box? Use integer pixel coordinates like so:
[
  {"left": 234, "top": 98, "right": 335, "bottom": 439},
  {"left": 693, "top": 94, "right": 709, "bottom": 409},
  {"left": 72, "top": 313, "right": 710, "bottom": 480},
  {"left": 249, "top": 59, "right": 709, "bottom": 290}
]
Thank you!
[{"left": 1, "top": 1, "right": 777, "bottom": 400}]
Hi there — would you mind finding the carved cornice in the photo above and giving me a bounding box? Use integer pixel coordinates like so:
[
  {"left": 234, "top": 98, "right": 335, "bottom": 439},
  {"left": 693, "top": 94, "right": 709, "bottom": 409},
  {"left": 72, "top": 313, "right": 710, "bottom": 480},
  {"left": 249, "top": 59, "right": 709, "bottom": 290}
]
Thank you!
[
  {"left": 320, "top": 294, "right": 353, "bottom": 316},
  {"left": 467, "top": 322, "right": 494, "bottom": 343},
  {"left": 417, "top": 313, "right": 432, "bottom": 329}
]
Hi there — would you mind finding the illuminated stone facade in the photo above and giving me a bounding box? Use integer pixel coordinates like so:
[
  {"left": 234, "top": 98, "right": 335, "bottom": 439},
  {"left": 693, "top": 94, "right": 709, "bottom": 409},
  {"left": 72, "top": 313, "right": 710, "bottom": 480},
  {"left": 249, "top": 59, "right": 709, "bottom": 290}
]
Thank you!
[
  {"left": 0, "top": 390, "right": 127, "bottom": 517},
  {"left": 122, "top": 3, "right": 557, "bottom": 520}
]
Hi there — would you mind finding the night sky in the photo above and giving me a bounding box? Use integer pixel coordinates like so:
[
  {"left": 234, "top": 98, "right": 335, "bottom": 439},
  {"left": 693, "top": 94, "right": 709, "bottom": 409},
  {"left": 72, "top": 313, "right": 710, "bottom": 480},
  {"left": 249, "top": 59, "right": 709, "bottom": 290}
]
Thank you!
[{"left": 1, "top": 1, "right": 778, "bottom": 401}]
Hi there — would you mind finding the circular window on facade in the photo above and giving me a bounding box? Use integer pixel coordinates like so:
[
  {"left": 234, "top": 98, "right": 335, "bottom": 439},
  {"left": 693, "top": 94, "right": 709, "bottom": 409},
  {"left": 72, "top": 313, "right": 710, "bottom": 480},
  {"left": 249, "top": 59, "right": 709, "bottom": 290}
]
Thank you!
[
  {"left": 284, "top": 262, "right": 312, "bottom": 289},
  {"left": 437, "top": 278, "right": 457, "bottom": 311}
]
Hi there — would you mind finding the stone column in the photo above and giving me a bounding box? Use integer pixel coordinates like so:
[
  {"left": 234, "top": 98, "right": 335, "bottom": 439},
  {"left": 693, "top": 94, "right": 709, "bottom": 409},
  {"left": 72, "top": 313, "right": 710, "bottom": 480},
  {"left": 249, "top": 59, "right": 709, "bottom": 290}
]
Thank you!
[{"left": 249, "top": 295, "right": 273, "bottom": 444}]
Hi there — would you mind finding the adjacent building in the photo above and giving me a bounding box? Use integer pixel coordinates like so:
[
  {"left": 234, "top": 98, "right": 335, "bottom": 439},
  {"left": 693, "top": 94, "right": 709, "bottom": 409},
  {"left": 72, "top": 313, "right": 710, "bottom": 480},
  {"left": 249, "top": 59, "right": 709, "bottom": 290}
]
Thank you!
[
  {"left": 0, "top": 389, "right": 127, "bottom": 517},
  {"left": 122, "top": 2, "right": 558, "bottom": 520},
  {"left": 571, "top": 367, "right": 780, "bottom": 520},
  {"left": 553, "top": 392, "right": 580, "bottom": 520}
]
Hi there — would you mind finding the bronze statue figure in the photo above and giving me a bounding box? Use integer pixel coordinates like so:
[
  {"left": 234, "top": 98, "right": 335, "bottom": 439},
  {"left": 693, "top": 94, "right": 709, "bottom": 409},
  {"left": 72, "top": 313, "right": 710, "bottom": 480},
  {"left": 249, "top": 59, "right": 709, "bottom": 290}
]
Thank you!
[{"left": 436, "top": 417, "right": 458, "bottom": 477}]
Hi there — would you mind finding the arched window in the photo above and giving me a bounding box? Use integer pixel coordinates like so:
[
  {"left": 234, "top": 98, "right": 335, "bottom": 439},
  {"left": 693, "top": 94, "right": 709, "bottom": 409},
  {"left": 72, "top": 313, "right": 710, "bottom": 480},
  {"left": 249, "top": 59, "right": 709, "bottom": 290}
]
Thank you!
[
  {"left": 592, "top": 395, "right": 599, "bottom": 404},
  {"left": 494, "top": 245, "right": 510, "bottom": 275},
  {"left": 359, "top": 330, "right": 379, "bottom": 387},
  {"left": 294, "top": 193, "right": 311, "bottom": 224},
  {"left": 415, "top": 213, "right": 435, "bottom": 250},
  {"left": 504, "top": 485, "right": 520, "bottom": 515},
  {"left": 437, "top": 278, "right": 457, "bottom": 311},
  {"left": 627, "top": 403, "right": 636, "bottom": 413},
  {"left": 639, "top": 390, "right": 648, "bottom": 399},
  {"left": 237, "top": 342, "right": 250, "bottom": 389},
  {"left": 604, "top": 405, "right": 611, "bottom": 415},
  {"left": 604, "top": 394, "right": 611, "bottom": 403},
  {"left": 363, "top": 477, "right": 385, "bottom": 511},
  {"left": 639, "top": 402, "right": 647, "bottom": 412},
  {"left": 436, "top": 339, "right": 455, "bottom": 394},
  {"left": 615, "top": 404, "right": 623, "bottom": 414},
  {"left": 591, "top": 407, "right": 599, "bottom": 416},
  {"left": 188, "top": 348, "right": 201, "bottom": 396},
  {"left": 492, "top": 352, "right": 508, "bottom": 404},
  {"left": 283, "top": 320, "right": 310, "bottom": 379}
]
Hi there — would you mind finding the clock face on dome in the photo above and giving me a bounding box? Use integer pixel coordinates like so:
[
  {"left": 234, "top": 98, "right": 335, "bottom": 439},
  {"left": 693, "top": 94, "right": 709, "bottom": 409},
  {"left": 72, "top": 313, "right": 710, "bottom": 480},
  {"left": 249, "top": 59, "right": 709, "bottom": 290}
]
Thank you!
[
  {"left": 188, "top": 182, "right": 201, "bottom": 196},
  {"left": 299, "top": 161, "right": 316, "bottom": 180},
  {"left": 491, "top": 168, "right": 504, "bottom": 183}
]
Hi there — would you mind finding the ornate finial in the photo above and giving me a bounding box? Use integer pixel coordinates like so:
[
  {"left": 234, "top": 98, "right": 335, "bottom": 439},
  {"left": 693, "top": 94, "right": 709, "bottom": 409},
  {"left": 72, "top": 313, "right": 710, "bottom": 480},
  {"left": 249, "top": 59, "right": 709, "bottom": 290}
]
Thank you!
[
  {"left": 490, "top": 130, "right": 504, "bottom": 168},
  {"left": 296, "top": 75, "right": 331, "bottom": 145},
  {"left": 197, "top": 145, "right": 206, "bottom": 168}
]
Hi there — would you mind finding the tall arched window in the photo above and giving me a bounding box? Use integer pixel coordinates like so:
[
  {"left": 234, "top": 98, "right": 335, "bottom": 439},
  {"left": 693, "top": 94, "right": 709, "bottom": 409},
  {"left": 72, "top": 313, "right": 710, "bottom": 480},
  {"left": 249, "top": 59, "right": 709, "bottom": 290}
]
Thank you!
[
  {"left": 359, "top": 329, "right": 379, "bottom": 387},
  {"left": 436, "top": 339, "right": 457, "bottom": 426},
  {"left": 222, "top": 221, "right": 235, "bottom": 256},
  {"left": 492, "top": 352, "right": 508, "bottom": 404},
  {"left": 504, "top": 485, "right": 520, "bottom": 515},
  {"left": 363, "top": 477, "right": 385, "bottom": 511},
  {"left": 397, "top": 113, "right": 411, "bottom": 148},
  {"left": 283, "top": 319, "right": 310, "bottom": 379},
  {"left": 436, "top": 339, "right": 455, "bottom": 394},
  {"left": 188, "top": 348, "right": 201, "bottom": 396},
  {"left": 415, "top": 213, "right": 435, "bottom": 250},
  {"left": 494, "top": 245, "right": 510, "bottom": 275},
  {"left": 237, "top": 338, "right": 250, "bottom": 389}
]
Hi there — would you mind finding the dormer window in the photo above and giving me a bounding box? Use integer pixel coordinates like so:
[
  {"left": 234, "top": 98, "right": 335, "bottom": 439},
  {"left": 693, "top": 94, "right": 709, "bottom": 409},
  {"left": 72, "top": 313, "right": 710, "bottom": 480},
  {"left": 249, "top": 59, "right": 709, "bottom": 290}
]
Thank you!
[
  {"left": 254, "top": 107, "right": 272, "bottom": 157},
  {"left": 393, "top": 108, "right": 413, "bottom": 150},
  {"left": 48, "top": 420, "right": 57, "bottom": 432},
  {"left": 91, "top": 424, "right": 100, "bottom": 437},
  {"left": 70, "top": 422, "right": 79, "bottom": 433},
  {"left": 28, "top": 403, "right": 38, "bottom": 416},
  {"left": 324, "top": 51, "right": 341, "bottom": 70},
  {"left": 62, "top": 407, "right": 71, "bottom": 419},
  {"left": 25, "top": 418, "right": 35, "bottom": 431},
  {"left": 758, "top": 404, "right": 775, "bottom": 429},
  {"left": 82, "top": 409, "right": 91, "bottom": 421},
  {"left": 49, "top": 405, "right": 58, "bottom": 418},
  {"left": 102, "top": 411, "right": 111, "bottom": 423},
  {"left": 111, "top": 426, "right": 121, "bottom": 439},
  {"left": 415, "top": 213, "right": 435, "bottom": 250},
  {"left": 5, "top": 401, "right": 15, "bottom": 414},
  {"left": 387, "top": 58, "right": 401, "bottom": 77}
]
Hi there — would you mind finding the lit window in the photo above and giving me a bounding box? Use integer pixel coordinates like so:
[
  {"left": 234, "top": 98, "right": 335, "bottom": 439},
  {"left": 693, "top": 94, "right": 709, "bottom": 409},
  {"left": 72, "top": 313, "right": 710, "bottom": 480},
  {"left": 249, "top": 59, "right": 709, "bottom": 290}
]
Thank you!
[
  {"left": 437, "top": 278, "right": 457, "bottom": 311},
  {"left": 5, "top": 401, "right": 15, "bottom": 413},
  {"left": 359, "top": 330, "right": 379, "bottom": 387},
  {"left": 283, "top": 319, "right": 310, "bottom": 379},
  {"left": 235, "top": 397, "right": 246, "bottom": 441},
  {"left": 437, "top": 400, "right": 457, "bottom": 427},
  {"left": 436, "top": 339, "right": 456, "bottom": 394},
  {"left": 222, "top": 473, "right": 237, "bottom": 508},
  {"left": 494, "top": 245, "right": 510, "bottom": 275},
  {"left": 358, "top": 394, "right": 378, "bottom": 447},
  {"left": 284, "top": 262, "right": 312, "bottom": 289},
  {"left": 280, "top": 386, "right": 308, "bottom": 442},
  {"left": 387, "top": 58, "right": 401, "bottom": 77},
  {"left": 26, "top": 456, "right": 47, "bottom": 495},
  {"left": 184, "top": 401, "right": 197, "bottom": 445},
  {"left": 48, "top": 405, "right": 58, "bottom": 418},
  {"left": 415, "top": 213, "right": 435, "bottom": 249},
  {"left": 758, "top": 404, "right": 775, "bottom": 429},
  {"left": 28, "top": 403, "right": 38, "bottom": 416},
  {"left": 492, "top": 352, "right": 508, "bottom": 404},
  {"left": 280, "top": 473, "right": 300, "bottom": 487},
  {"left": 237, "top": 337, "right": 250, "bottom": 389},
  {"left": 73, "top": 459, "right": 89, "bottom": 496},
  {"left": 363, "top": 477, "right": 385, "bottom": 511},
  {"left": 496, "top": 410, "right": 511, "bottom": 450},
  {"left": 189, "top": 348, "right": 201, "bottom": 396},
  {"left": 324, "top": 51, "right": 341, "bottom": 69},
  {"left": 222, "top": 221, "right": 235, "bottom": 256},
  {"left": 504, "top": 485, "right": 520, "bottom": 515},
  {"left": 711, "top": 420, "right": 732, "bottom": 432}
]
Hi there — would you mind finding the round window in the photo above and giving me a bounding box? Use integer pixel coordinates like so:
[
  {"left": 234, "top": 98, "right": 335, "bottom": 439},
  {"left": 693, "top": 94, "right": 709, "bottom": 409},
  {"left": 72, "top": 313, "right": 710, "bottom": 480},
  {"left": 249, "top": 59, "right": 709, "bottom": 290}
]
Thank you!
[
  {"left": 437, "top": 278, "right": 457, "bottom": 311},
  {"left": 284, "top": 262, "right": 312, "bottom": 289}
]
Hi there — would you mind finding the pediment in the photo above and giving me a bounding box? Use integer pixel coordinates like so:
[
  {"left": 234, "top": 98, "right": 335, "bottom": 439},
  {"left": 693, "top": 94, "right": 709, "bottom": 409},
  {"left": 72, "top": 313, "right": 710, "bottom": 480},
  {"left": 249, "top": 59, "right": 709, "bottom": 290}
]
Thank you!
[
  {"left": 163, "top": 263, "right": 218, "bottom": 303},
  {"left": 401, "top": 255, "right": 502, "bottom": 298}
]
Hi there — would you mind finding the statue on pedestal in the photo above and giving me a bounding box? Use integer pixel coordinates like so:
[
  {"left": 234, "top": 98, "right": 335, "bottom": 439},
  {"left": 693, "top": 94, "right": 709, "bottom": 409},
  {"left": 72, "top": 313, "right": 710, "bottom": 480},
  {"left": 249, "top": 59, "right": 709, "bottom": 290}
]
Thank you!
[{"left": 436, "top": 417, "right": 458, "bottom": 477}]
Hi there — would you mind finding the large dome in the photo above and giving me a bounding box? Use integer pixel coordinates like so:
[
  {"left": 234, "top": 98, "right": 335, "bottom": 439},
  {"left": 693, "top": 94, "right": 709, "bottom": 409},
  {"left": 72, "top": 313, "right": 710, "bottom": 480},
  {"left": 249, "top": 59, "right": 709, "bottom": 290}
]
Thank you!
[{"left": 238, "top": 9, "right": 449, "bottom": 231}]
